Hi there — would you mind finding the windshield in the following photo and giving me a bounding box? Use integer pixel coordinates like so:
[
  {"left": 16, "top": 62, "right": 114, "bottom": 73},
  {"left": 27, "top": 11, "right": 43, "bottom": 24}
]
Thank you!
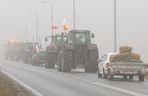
[
  {"left": 56, "top": 36, "right": 67, "bottom": 42},
  {"left": 75, "top": 33, "right": 87, "bottom": 44}
]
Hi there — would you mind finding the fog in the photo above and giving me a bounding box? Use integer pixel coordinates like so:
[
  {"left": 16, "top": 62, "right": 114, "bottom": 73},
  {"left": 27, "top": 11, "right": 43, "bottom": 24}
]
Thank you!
[{"left": 0, "top": 0, "right": 148, "bottom": 62}]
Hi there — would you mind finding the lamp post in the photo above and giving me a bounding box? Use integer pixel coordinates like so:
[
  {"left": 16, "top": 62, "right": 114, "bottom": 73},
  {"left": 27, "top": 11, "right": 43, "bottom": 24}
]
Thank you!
[
  {"left": 42, "top": 0, "right": 54, "bottom": 38},
  {"left": 73, "top": 0, "right": 76, "bottom": 30},
  {"left": 114, "top": 0, "right": 117, "bottom": 52},
  {"left": 29, "top": 10, "right": 39, "bottom": 42},
  {"left": 25, "top": 16, "right": 28, "bottom": 42}
]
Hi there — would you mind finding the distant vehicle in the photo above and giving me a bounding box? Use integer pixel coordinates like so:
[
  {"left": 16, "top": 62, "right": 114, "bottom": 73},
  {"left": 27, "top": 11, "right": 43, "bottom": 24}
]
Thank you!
[
  {"left": 31, "top": 50, "right": 46, "bottom": 65},
  {"left": 4, "top": 40, "right": 22, "bottom": 61},
  {"left": 45, "top": 33, "right": 67, "bottom": 69},
  {"left": 98, "top": 53, "right": 145, "bottom": 81}
]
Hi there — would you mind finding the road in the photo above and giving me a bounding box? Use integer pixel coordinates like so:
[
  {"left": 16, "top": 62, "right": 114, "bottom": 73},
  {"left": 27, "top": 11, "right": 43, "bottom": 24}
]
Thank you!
[{"left": 0, "top": 60, "right": 148, "bottom": 96}]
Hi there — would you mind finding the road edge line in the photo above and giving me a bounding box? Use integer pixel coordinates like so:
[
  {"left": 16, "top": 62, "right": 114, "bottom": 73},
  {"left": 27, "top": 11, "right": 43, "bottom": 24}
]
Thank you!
[{"left": 1, "top": 70, "right": 43, "bottom": 96}]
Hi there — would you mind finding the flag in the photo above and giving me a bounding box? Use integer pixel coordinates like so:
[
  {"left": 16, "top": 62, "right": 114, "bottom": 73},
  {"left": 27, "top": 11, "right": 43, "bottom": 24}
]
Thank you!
[
  {"left": 63, "top": 19, "right": 69, "bottom": 31},
  {"left": 63, "top": 24, "right": 69, "bottom": 31}
]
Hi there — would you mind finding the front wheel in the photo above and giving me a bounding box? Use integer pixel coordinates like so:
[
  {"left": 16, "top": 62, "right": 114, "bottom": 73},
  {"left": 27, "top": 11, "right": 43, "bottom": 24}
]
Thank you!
[
  {"left": 103, "top": 69, "right": 107, "bottom": 79},
  {"left": 97, "top": 68, "right": 102, "bottom": 78},
  {"left": 123, "top": 75, "right": 127, "bottom": 80},
  {"left": 61, "top": 50, "right": 72, "bottom": 72}
]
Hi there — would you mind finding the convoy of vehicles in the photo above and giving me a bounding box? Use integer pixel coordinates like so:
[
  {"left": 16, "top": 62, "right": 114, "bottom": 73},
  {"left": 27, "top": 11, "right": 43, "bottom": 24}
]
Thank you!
[
  {"left": 4, "top": 41, "right": 40, "bottom": 63},
  {"left": 4, "top": 35, "right": 146, "bottom": 82}
]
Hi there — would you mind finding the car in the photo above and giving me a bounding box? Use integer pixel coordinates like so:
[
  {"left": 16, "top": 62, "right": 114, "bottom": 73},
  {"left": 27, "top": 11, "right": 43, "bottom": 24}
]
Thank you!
[
  {"left": 97, "top": 53, "right": 114, "bottom": 79},
  {"left": 97, "top": 52, "right": 145, "bottom": 81},
  {"left": 31, "top": 50, "right": 46, "bottom": 65}
]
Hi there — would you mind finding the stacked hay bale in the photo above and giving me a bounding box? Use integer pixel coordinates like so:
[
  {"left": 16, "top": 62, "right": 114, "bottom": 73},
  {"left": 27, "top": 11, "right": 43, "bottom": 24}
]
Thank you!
[{"left": 110, "top": 46, "right": 141, "bottom": 62}]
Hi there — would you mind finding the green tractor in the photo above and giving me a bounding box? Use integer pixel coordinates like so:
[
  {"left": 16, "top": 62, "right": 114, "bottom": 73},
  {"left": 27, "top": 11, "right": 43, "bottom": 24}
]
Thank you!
[
  {"left": 45, "top": 33, "right": 67, "bottom": 69},
  {"left": 57, "top": 30, "right": 99, "bottom": 72}
]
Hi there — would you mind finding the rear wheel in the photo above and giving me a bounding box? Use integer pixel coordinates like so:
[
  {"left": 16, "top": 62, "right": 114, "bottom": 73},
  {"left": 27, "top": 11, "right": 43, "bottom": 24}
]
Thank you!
[
  {"left": 46, "top": 52, "right": 56, "bottom": 69},
  {"left": 85, "top": 50, "right": 98, "bottom": 73},
  {"left": 57, "top": 53, "right": 62, "bottom": 72},
  {"left": 123, "top": 75, "right": 127, "bottom": 80},
  {"left": 61, "top": 50, "right": 72, "bottom": 72},
  {"left": 139, "top": 74, "right": 144, "bottom": 81},
  {"left": 129, "top": 75, "right": 134, "bottom": 80}
]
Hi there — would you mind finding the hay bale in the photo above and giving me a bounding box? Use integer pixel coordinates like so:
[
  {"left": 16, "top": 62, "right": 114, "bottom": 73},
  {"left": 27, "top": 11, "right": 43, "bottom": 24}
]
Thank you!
[
  {"left": 120, "top": 46, "right": 132, "bottom": 53},
  {"left": 110, "top": 52, "right": 141, "bottom": 62},
  {"left": 130, "top": 52, "right": 141, "bottom": 61},
  {"left": 110, "top": 53, "right": 131, "bottom": 62}
]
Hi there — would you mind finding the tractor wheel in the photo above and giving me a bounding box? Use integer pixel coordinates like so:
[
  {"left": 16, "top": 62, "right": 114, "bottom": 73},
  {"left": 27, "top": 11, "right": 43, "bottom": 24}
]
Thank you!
[
  {"left": 97, "top": 68, "right": 102, "bottom": 78},
  {"left": 85, "top": 50, "right": 98, "bottom": 72},
  {"left": 48, "top": 53, "right": 56, "bottom": 69},
  {"left": 45, "top": 52, "right": 52, "bottom": 68},
  {"left": 139, "top": 74, "right": 144, "bottom": 81},
  {"left": 129, "top": 75, "right": 134, "bottom": 80},
  {"left": 57, "top": 53, "right": 62, "bottom": 72},
  {"left": 61, "top": 50, "right": 72, "bottom": 72}
]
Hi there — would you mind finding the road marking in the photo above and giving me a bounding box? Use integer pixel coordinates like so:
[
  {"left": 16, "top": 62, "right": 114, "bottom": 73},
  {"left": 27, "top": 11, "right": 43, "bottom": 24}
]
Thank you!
[
  {"left": 68, "top": 75, "right": 147, "bottom": 96},
  {"left": 92, "top": 82, "right": 147, "bottom": 96},
  {"left": 1, "top": 71, "right": 43, "bottom": 96}
]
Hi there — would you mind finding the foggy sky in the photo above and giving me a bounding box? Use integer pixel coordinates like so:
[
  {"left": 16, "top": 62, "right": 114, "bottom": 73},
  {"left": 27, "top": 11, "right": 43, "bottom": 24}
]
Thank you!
[{"left": 0, "top": 0, "right": 148, "bottom": 62}]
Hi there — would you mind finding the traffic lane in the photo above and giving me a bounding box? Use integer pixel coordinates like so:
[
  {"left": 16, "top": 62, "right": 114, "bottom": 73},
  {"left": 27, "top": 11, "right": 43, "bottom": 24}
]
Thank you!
[
  {"left": 0, "top": 61, "right": 130, "bottom": 96},
  {"left": 66, "top": 69, "right": 148, "bottom": 95},
  {"left": 2, "top": 61, "right": 148, "bottom": 96}
]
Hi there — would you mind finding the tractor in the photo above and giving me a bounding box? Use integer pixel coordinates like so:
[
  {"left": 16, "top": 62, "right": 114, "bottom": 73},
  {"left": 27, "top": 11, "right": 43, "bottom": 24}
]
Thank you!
[{"left": 57, "top": 30, "right": 99, "bottom": 72}]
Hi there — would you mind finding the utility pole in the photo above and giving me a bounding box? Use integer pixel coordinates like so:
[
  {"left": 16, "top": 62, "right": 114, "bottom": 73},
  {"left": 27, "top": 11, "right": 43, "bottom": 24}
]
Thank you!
[
  {"left": 42, "top": 1, "right": 54, "bottom": 37},
  {"left": 114, "top": 0, "right": 117, "bottom": 52},
  {"left": 25, "top": 16, "right": 28, "bottom": 42},
  {"left": 29, "top": 10, "right": 39, "bottom": 42},
  {"left": 35, "top": 11, "right": 39, "bottom": 42},
  {"left": 73, "top": 0, "right": 76, "bottom": 30}
]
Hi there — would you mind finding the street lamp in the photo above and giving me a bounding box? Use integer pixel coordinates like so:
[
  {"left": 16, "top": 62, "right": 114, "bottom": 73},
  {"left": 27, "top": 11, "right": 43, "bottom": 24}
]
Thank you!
[
  {"left": 114, "top": 0, "right": 117, "bottom": 52},
  {"left": 73, "top": 0, "right": 76, "bottom": 30},
  {"left": 42, "top": 0, "right": 54, "bottom": 38},
  {"left": 25, "top": 16, "right": 28, "bottom": 42},
  {"left": 29, "top": 10, "right": 39, "bottom": 42}
]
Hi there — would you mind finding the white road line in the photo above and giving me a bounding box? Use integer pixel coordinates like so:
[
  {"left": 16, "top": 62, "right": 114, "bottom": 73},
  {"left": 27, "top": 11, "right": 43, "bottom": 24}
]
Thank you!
[
  {"left": 1, "top": 71, "right": 43, "bottom": 96},
  {"left": 65, "top": 74, "right": 147, "bottom": 96},
  {"left": 92, "top": 82, "right": 147, "bottom": 96},
  {"left": 79, "top": 77, "right": 146, "bottom": 96}
]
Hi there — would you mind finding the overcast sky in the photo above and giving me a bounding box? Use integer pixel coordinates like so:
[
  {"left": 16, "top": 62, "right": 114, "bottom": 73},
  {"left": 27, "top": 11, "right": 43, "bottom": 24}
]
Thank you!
[{"left": 0, "top": 0, "right": 148, "bottom": 62}]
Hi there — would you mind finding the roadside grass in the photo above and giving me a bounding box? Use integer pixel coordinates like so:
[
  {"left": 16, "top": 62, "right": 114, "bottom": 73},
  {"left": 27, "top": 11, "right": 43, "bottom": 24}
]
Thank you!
[
  {"left": 0, "top": 72, "right": 17, "bottom": 96},
  {"left": 0, "top": 72, "right": 34, "bottom": 96}
]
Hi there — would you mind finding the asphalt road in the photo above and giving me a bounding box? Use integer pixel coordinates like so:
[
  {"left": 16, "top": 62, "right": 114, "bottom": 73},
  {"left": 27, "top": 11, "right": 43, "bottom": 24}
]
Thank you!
[{"left": 0, "top": 60, "right": 148, "bottom": 96}]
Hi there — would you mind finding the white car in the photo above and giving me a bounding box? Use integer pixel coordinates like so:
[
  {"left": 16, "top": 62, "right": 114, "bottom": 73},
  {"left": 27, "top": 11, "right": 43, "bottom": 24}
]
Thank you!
[
  {"left": 97, "top": 53, "right": 114, "bottom": 79},
  {"left": 97, "top": 53, "right": 145, "bottom": 81}
]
